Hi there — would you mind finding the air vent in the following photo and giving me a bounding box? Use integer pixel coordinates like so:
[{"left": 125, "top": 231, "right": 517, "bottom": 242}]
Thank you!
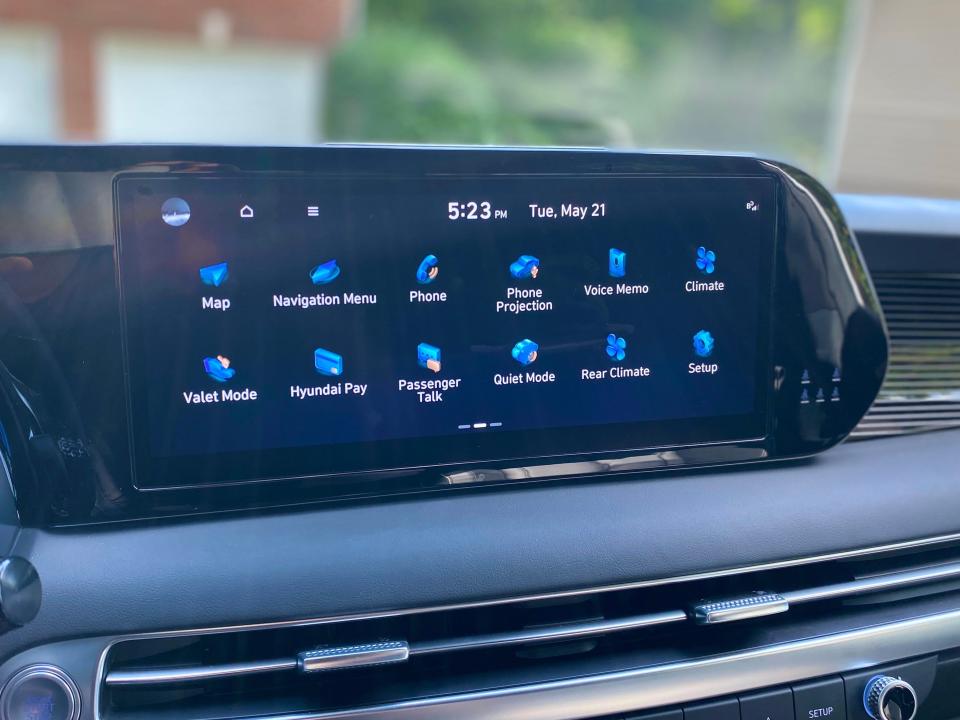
[
  {"left": 854, "top": 272, "right": 960, "bottom": 438},
  {"left": 99, "top": 543, "right": 960, "bottom": 720}
]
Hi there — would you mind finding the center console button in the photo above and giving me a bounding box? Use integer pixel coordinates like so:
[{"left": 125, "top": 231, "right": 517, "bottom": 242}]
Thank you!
[
  {"left": 685, "top": 697, "right": 741, "bottom": 720},
  {"left": 741, "top": 687, "right": 795, "bottom": 720},
  {"left": 794, "top": 678, "right": 847, "bottom": 720}
]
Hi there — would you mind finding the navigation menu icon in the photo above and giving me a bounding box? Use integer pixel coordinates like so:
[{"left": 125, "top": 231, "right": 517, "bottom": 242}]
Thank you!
[{"left": 310, "top": 259, "right": 341, "bottom": 285}]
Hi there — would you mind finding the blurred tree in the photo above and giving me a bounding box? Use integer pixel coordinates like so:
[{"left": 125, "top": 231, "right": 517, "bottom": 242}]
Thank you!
[{"left": 326, "top": 0, "right": 847, "bottom": 176}]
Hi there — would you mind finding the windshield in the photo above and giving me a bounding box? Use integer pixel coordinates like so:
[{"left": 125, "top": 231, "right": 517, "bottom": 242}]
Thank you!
[{"left": 0, "top": 0, "right": 954, "bottom": 197}]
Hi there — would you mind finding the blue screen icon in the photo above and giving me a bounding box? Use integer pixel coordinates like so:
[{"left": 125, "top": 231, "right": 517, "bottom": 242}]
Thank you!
[
  {"left": 606, "top": 334, "right": 627, "bottom": 361},
  {"left": 509, "top": 255, "right": 540, "bottom": 280},
  {"left": 609, "top": 248, "right": 626, "bottom": 278},
  {"left": 696, "top": 246, "right": 716, "bottom": 274},
  {"left": 512, "top": 339, "right": 539, "bottom": 365},
  {"left": 310, "top": 259, "right": 341, "bottom": 285},
  {"left": 416, "top": 254, "right": 439, "bottom": 284},
  {"left": 314, "top": 348, "right": 344, "bottom": 376},
  {"left": 199, "top": 262, "right": 229, "bottom": 287},
  {"left": 693, "top": 330, "right": 715, "bottom": 358},
  {"left": 203, "top": 355, "right": 235, "bottom": 382},
  {"left": 417, "top": 343, "right": 442, "bottom": 373}
]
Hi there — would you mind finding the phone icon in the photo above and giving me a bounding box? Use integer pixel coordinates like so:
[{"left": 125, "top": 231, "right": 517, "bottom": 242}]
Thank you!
[{"left": 416, "top": 255, "right": 439, "bottom": 284}]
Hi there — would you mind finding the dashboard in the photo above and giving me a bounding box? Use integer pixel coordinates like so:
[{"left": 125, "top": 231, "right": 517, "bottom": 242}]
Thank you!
[
  {"left": 0, "top": 146, "right": 884, "bottom": 522},
  {"left": 0, "top": 146, "right": 957, "bottom": 720}
]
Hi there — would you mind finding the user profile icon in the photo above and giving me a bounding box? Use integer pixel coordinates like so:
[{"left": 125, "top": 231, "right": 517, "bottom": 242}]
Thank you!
[{"left": 161, "top": 197, "right": 191, "bottom": 227}]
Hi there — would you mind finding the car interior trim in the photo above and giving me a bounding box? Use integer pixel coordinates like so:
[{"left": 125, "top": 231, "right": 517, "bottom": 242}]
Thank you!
[
  {"left": 78, "top": 527, "right": 960, "bottom": 647},
  {"left": 103, "top": 606, "right": 960, "bottom": 720},
  {"left": 98, "top": 547, "right": 960, "bottom": 690}
]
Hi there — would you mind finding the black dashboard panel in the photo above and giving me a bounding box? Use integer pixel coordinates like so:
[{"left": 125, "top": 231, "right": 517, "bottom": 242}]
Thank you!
[
  {"left": 1, "top": 429, "right": 957, "bottom": 663},
  {"left": 0, "top": 146, "right": 887, "bottom": 525}
]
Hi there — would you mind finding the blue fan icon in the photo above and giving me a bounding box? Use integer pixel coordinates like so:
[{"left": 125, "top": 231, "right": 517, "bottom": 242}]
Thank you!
[
  {"left": 696, "top": 246, "right": 716, "bottom": 274},
  {"left": 606, "top": 334, "right": 627, "bottom": 362}
]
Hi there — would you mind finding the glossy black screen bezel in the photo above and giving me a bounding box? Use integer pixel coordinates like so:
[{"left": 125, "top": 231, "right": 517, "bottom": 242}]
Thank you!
[{"left": 115, "top": 170, "right": 779, "bottom": 492}]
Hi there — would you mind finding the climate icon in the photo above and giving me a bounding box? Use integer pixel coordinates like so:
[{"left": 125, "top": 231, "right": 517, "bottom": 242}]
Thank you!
[
  {"left": 606, "top": 334, "right": 627, "bottom": 362},
  {"left": 696, "top": 246, "right": 716, "bottom": 275}
]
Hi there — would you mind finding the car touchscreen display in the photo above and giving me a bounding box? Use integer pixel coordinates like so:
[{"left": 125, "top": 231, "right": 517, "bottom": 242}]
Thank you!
[{"left": 116, "top": 173, "right": 777, "bottom": 488}]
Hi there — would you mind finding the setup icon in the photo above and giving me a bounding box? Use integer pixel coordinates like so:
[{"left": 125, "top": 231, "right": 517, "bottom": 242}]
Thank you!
[{"left": 693, "top": 330, "right": 715, "bottom": 358}]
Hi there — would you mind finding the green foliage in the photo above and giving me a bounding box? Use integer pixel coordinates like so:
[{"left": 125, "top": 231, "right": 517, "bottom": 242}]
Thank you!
[{"left": 326, "top": 0, "right": 848, "bottom": 176}]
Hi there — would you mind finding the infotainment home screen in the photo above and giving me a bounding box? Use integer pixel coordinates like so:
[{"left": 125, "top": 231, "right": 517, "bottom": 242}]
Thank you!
[{"left": 116, "top": 174, "right": 777, "bottom": 488}]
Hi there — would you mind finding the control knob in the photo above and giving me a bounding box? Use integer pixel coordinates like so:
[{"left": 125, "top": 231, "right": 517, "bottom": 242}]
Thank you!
[{"left": 863, "top": 675, "right": 918, "bottom": 720}]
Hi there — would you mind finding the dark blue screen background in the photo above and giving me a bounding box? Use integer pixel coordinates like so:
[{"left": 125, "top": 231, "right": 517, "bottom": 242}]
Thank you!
[{"left": 117, "top": 174, "right": 776, "bottom": 467}]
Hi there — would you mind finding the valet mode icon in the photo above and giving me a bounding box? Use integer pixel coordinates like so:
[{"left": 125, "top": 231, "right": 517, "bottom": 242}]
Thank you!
[{"left": 203, "top": 355, "right": 235, "bottom": 382}]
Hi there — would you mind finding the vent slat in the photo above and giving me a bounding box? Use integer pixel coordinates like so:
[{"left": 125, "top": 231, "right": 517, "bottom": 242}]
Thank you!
[
  {"left": 855, "top": 271, "right": 960, "bottom": 438},
  {"left": 101, "top": 557, "right": 960, "bottom": 689}
]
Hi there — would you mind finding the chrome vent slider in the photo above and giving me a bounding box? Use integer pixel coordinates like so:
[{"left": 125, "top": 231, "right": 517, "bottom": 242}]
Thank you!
[
  {"left": 691, "top": 591, "right": 790, "bottom": 625},
  {"left": 297, "top": 641, "right": 410, "bottom": 673}
]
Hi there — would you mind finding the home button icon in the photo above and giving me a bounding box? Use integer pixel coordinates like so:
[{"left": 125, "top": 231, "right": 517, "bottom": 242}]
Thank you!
[{"left": 240, "top": 204, "right": 254, "bottom": 219}]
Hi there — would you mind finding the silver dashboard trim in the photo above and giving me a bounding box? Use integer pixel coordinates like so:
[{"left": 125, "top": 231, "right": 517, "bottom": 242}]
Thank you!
[
  {"left": 783, "top": 559, "right": 960, "bottom": 604},
  {"left": 105, "top": 658, "right": 297, "bottom": 685},
  {"left": 90, "top": 533, "right": 960, "bottom": 718},
  {"left": 189, "top": 607, "right": 960, "bottom": 720},
  {"left": 409, "top": 609, "right": 687, "bottom": 656},
  {"left": 100, "top": 559, "right": 960, "bottom": 688}
]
